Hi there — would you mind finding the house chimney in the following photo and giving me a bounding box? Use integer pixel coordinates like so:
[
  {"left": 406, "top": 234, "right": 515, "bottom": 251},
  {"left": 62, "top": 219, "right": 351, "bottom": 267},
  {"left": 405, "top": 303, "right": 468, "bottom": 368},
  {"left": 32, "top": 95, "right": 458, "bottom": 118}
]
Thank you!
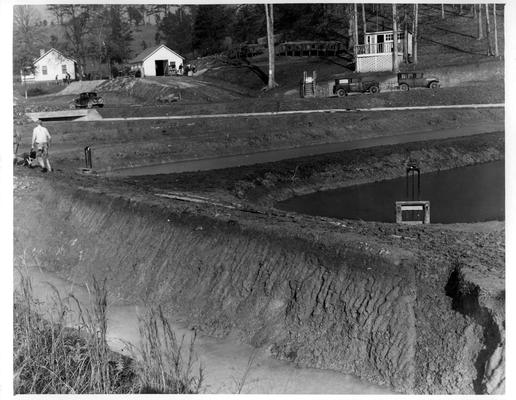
[{"left": 40, "top": 49, "right": 45, "bottom": 57}]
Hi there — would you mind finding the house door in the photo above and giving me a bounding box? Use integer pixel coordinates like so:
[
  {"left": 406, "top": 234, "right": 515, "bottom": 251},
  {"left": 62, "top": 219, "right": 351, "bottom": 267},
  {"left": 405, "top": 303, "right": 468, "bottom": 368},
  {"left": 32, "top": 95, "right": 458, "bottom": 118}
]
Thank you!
[
  {"left": 155, "top": 60, "right": 168, "bottom": 76},
  {"left": 377, "top": 34, "right": 385, "bottom": 53}
]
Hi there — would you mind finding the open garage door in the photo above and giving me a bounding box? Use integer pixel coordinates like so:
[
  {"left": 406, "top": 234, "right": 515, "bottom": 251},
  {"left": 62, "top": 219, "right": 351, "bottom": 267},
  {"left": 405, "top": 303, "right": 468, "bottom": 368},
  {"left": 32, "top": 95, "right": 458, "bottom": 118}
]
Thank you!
[{"left": 155, "top": 60, "right": 168, "bottom": 76}]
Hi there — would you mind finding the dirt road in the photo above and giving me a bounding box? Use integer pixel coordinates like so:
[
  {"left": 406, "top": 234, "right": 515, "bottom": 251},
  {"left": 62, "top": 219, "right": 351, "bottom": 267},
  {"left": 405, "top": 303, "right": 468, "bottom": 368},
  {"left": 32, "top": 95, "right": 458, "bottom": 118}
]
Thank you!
[{"left": 100, "top": 103, "right": 504, "bottom": 122}]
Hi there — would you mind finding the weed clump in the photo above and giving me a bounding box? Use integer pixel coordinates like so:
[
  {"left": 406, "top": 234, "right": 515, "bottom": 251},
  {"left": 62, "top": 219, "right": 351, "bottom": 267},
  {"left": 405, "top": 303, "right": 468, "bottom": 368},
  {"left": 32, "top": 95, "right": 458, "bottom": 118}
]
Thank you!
[{"left": 13, "top": 271, "right": 203, "bottom": 394}]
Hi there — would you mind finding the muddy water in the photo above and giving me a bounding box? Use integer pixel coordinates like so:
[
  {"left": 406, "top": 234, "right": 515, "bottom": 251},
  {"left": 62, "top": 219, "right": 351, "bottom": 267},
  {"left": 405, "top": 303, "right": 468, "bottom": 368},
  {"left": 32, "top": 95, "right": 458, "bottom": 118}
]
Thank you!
[
  {"left": 277, "top": 161, "right": 504, "bottom": 224},
  {"left": 15, "top": 266, "right": 392, "bottom": 394}
]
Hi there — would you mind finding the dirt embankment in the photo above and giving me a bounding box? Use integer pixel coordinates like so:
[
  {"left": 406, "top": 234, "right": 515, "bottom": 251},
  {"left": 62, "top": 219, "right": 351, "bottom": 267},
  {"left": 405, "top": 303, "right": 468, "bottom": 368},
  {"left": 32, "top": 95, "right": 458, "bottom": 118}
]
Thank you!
[
  {"left": 15, "top": 107, "right": 503, "bottom": 173},
  {"left": 14, "top": 146, "right": 504, "bottom": 394}
]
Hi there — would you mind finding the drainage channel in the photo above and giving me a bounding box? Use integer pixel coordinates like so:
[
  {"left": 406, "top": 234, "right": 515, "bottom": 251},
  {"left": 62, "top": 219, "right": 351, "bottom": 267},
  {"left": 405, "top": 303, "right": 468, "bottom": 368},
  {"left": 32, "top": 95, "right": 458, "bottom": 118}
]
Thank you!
[
  {"left": 15, "top": 266, "right": 393, "bottom": 394},
  {"left": 102, "top": 124, "right": 503, "bottom": 177},
  {"left": 277, "top": 160, "right": 504, "bottom": 224}
]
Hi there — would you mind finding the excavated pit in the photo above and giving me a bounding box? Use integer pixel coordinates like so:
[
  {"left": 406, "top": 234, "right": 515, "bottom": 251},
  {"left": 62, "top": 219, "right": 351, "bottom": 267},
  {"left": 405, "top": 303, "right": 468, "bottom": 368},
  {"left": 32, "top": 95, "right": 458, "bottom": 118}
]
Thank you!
[{"left": 13, "top": 168, "right": 504, "bottom": 394}]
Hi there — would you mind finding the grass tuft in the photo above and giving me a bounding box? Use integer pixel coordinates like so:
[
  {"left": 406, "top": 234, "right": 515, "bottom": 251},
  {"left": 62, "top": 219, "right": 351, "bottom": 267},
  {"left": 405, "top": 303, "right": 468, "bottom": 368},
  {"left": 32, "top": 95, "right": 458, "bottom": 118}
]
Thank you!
[{"left": 13, "top": 271, "right": 203, "bottom": 394}]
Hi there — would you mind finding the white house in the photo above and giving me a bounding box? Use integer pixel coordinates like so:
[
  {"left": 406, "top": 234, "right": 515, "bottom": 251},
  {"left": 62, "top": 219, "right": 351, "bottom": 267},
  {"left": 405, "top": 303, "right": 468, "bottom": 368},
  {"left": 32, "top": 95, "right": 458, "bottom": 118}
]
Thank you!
[
  {"left": 355, "top": 30, "right": 413, "bottom": 73},
  {"left": 129, "top": 44, "right": 185, "bottom": 77},
  {"left": 22, "top": 48, "right": 77, "bottom": 82}
]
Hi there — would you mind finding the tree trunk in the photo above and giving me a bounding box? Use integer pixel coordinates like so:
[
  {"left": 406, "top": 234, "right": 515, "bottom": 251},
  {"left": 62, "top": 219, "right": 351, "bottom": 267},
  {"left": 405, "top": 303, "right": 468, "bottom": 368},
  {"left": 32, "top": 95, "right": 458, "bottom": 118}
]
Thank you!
[
  {"left": 403, "top": 19, "right": 408, "bottom": 63},
  {"left": 353, "top": 3, "right": 359, "bottom": 48},
  {"left": 477, "top": 4, "right": 484, "bottom": 40},
  {"left": 460, "top": 4, "right": 463, "bottom": 15},
  {"left": 441, "top": 4, "right": 445, "bottom": 19},
  {"left": 493, "top": 4, "right": 499, "bottom": 57},
  {"left": 392, "top": 4, "right": 398, "bottom": 72},
  {"left": 485, "top": 4, "right": 492, "bottom": 55},
  {"left": 265, "top": 4, "right": 277, "bottom": 89},
  {"left": 361, "top": 3, "right": 366, "bottom": 40},
  {"left": 413, "top": 3, "right": 418, "bottom": 64}
]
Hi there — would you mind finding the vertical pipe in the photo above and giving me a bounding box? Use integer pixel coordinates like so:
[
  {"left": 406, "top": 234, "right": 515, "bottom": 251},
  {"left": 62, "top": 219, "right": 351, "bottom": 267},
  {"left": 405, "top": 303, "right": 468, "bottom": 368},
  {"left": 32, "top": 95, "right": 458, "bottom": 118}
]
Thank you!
[
  {"left": 411, "top": 170, "right": 415, "bottom": 201},
  {"left": 406, "top": 169, "right": 409, "bottom": 199},
  {"left": 417, "top": 169, "right": 420, "bottom": 200}
]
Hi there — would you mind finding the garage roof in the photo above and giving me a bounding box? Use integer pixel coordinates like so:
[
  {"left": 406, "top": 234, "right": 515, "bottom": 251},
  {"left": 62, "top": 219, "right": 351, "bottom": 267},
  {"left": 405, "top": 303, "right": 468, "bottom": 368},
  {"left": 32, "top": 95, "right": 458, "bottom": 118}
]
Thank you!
[{"left": 129, "top": 44, "right": 184, "bottom": 64}]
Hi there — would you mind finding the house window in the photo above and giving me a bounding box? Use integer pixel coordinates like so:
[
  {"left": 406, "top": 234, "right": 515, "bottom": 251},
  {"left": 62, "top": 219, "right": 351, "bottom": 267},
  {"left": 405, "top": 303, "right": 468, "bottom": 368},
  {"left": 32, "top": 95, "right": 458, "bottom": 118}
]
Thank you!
[
  {"left": 169, "top": 61, "right": 176, "bottom": 69},
  {"left": 385, "top": 34, "right": 393, "bottom": 41},
  {"left": 62, "top": 65, "right": 67, "bottom": 74},
  {"left": 42, "top": 66, "right": 47, "bottom": 75}
]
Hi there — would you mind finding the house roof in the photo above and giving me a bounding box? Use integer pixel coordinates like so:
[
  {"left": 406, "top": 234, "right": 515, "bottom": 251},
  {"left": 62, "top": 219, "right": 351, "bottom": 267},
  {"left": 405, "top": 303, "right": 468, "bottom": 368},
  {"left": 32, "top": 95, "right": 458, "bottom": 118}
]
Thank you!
[
  {"left": 129, "top": 44, "right": 184, "bottom": 64},
  {"left": 34, "top": 48, "right": 76, "bottom": 64}
]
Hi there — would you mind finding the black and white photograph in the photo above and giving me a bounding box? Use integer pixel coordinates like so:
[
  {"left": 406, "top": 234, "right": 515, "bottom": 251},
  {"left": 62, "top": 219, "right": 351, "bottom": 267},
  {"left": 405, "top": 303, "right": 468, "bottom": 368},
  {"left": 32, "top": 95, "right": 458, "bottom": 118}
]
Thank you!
[{"left": 3, "top": 0, "right": 510, "bottom": 396}]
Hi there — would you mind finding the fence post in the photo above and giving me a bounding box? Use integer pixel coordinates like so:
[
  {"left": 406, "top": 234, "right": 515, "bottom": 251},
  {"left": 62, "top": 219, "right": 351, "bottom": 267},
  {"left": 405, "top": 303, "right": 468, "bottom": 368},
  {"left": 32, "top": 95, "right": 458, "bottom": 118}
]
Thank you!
[{"left": 84, "top": 146, "right": 92, "bottom": 169}]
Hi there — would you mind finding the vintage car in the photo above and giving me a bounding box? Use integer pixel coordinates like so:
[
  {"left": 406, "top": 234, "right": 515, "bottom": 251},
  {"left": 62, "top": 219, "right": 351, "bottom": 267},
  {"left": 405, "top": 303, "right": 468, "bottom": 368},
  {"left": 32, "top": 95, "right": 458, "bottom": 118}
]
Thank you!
[
  {"left": 397, "top": 72, "right": 440, "bottom": 91},
  {"left": 70, "top": 92, "right": 104, "bottom": 109},
  {"left": 333, "top": 77, "right": 380, "bottom": 97}
]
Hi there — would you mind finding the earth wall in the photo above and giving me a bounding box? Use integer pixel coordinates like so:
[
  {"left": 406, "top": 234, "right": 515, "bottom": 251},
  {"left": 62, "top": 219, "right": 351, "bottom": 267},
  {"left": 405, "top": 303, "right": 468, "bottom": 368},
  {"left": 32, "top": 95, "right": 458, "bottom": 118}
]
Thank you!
[{"left": 13, "top": 177, "right": 503, "bottom": 394}]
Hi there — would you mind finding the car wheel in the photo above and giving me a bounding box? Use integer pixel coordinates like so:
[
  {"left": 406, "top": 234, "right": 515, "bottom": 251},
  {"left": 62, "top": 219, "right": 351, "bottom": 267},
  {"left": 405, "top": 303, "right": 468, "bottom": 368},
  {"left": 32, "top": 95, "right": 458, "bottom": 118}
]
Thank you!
[
  {"left": 400, "top": 83, "right": 409, "bottom": 92},
  {"left": 370, "top": 85, "right": 380, "bottom": 94},
  {"left": 336, "top": 89, "right": 347, "bottom": 97},
  {"left": 69, "top": 103, "right": 76, "bottom": 110},
  {"left": 429, "top": 81, "right": 439, "bottom": 89},
  {"left": 87, "top": 101, "right": 93, "bottom": 109}
]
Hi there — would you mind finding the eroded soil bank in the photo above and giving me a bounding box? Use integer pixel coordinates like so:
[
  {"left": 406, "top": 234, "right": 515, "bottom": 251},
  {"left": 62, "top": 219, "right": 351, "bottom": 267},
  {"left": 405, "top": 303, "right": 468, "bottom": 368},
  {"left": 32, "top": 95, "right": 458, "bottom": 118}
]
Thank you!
[{"left": 13, "top": 133, "right": 504, "bottom": 394}]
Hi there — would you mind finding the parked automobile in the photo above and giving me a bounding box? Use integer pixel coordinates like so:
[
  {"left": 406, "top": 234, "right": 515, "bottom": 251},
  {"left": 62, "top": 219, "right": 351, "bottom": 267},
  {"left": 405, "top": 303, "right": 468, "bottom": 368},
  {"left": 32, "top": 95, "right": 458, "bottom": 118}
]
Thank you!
[
  {"left": 397, "top": 72, "right": 440, "bottom": 91},
  {"left": 333, "top": 77, "right": 380, "bottom": 97},
  {"left": 70, "top": 92, "right": 104, "bottom": 109}
]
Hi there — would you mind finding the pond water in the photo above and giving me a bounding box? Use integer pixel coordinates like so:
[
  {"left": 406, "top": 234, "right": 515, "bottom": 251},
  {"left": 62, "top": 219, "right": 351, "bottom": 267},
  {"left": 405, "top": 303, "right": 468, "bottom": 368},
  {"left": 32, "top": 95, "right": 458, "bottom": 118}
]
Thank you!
[{"left": 277, "top": 161, "right": 504, "bottom": 224}]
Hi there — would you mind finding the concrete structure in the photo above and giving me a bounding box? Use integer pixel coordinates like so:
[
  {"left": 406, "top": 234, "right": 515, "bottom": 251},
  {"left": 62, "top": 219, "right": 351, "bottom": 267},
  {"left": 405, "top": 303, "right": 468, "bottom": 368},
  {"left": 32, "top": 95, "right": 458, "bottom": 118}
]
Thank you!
[
  {"left": 22, "top": 48, "right": 77, "bottom": 82},
  {"left": 129, "top": 44, "right": 185, "bottom": 77},
  {"left": 355, "top": 30, "right": 412, "bottom": 73}
]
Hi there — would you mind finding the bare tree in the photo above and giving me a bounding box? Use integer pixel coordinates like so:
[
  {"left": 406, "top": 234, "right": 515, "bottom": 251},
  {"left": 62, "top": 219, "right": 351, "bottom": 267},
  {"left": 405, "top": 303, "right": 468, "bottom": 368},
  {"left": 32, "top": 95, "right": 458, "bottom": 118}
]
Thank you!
[
  {"left": 264, "top": 3, "right": 278, "bottom": 89},
  {"left": 477, "top": 4, "right": 484, "bottom": 40},
  {"left": 392, "top": 4, "right": 398, "bottom": 72},
  {"left": 412, "top": 3, "right": 418, "bottom": 64},
  {"left": 353, "top": 3, "right": 359, "bottom": 49},
  {"left": 13, "top": 5, "right": 44, "bottom": 87},
  {"left": 493, "top": 4, "right": 499, "bottom": 57},
  {"left": 485, "top": 4, "right": 493, "bottom": 55},
  {"left": 361, "top": 3, "right": 366, "bottom": 40}
]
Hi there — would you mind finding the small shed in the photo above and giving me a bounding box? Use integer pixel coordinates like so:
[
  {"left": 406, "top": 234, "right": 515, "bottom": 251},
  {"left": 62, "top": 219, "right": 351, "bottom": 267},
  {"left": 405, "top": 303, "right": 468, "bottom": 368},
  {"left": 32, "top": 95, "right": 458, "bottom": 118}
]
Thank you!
[
  {"left": 129, "top": 44, "right": 185, "bottom": 77},
  {"left": 355, "top": 30, "right": 412, "bottom": 73},
  {"left": 23, "top": 48, "right": 77, "bottom": 82}
]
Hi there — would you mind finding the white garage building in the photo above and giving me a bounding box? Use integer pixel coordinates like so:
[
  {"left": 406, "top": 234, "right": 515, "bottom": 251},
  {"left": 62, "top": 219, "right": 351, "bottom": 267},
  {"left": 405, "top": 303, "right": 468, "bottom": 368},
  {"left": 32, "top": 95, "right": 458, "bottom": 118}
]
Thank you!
[
  {"left": 129, "top": 44, "right": 185, "bottom": 77},
  {"left": 22, "top": 48, "right": 77, "bottom": 82}
]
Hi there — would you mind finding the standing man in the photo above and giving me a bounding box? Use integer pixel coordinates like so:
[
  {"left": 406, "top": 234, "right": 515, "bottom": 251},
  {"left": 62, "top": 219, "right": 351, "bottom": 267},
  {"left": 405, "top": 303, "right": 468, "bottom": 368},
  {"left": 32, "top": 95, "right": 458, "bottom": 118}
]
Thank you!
[
  {"left": 32, "top": 120, "right": 52, "bottom": 172},
  {"left": 13, "top": 124, "right": 21, "bottom": 158}
]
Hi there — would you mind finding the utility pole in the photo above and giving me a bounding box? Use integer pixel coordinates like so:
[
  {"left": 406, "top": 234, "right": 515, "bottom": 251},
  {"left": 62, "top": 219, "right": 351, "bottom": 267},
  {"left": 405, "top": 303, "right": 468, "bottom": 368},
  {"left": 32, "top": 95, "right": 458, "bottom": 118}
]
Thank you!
[{"left": 392, "top": 4, "right": 398, "bottom": 72}]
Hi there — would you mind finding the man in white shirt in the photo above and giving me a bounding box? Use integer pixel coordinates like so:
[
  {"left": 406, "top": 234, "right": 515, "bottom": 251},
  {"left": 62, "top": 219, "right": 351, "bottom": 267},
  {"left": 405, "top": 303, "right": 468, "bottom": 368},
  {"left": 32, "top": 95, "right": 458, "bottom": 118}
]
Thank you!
[{"left": 32, "top": 119, "right": 52, "bottom": 172}]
